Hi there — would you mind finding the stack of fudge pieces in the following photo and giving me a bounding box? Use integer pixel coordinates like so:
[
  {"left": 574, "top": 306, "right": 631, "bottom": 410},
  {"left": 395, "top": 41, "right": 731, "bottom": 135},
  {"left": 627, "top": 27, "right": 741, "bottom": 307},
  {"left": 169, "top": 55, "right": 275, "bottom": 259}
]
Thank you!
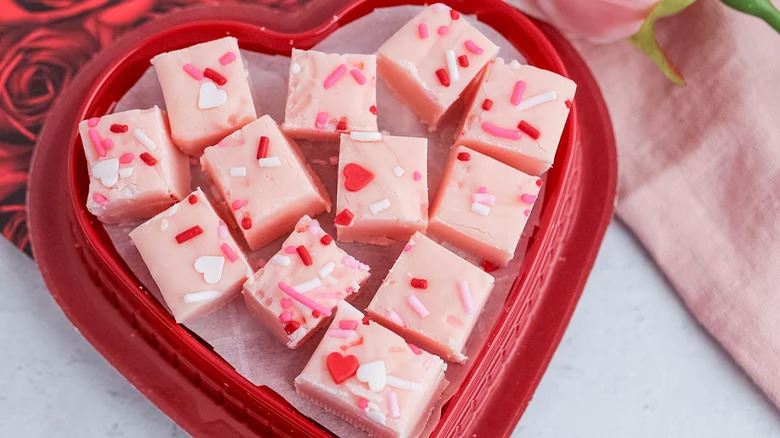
[{"left": 78, "top": 4, "right": 575, "bottom": 437}]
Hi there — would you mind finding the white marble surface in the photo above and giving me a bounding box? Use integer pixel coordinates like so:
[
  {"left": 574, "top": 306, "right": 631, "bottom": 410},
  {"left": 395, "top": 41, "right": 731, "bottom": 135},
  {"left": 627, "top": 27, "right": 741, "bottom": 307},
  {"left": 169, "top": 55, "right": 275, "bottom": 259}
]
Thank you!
[{"left": 1, "top": 220, "right": 778, "bottom": 437}]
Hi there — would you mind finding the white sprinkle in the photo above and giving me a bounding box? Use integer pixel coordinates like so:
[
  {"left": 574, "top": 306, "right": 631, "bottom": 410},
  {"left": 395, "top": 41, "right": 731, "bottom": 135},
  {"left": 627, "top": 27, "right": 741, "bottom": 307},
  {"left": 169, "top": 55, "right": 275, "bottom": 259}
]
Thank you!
[
  {"left": 445, "top": 49, "right": 459, "bottom": 82},
  {"left": 472, "top": 193, "right": 496, "bottom": 205},
  {"left": 258, "top": 156, "right": 282, "bottom": 167},
  {"left": 471, "top": 201, "right": 491, "bottom": 216},
  {"left": 393, "top": 166, "right": 405, "bottom": 177},
  {"left": 517, "top": 91, "right": 558, "bottom": 111},
  {"left": 369, "top": 198, "right": 391, "bottom": 215},
  {"left": 293, "top": 277, "right": 322, "bottom": 293},
  {"left": 367, "top": 409, "right": 387, "bottom": 425},
  {"left": 271, "top": 254, "right": 291, "bottom": 266},
  {"left": 160, "top": 218, "right": 169, "bottom": 231},
  {"left": 308, "top": 219, "right": 321, "bottom": 235},
  {"left": 132, "top": 128, "right": 157, "bottom": 151},
  {"left": 386, "top": 309, "right": 404, "bottom": 326},
  {"left": 119, "top": 167, "right": 134, "bottom": 178},
  {"left": 349, "top": 131, "right": 382, "bottom": 142},
  {"left": 229, "top": 167, "right": 247, "bottom": 177},
  {"left": 183, "top": 290, "right": 222, "bottom": 303},
  {"left": 431, "top": 3, "right": 447, "bottom": 12},
  {"left": 509, "top": 59, "right": 522, "bottom": 70},
  {"left": 387, "top": 392, "right": 400, "bottom": 418},
  {"left": 407, "top": 293, "right": 430, "bottom": 318},
  {"left": 290, "top": 62, "right": 301, "bottom": 74},
  {"left": 387, "top": 375, "right": 424, "bottom": 392},
  {"left": 318, "top": 261, "right": 336, "bottom": 279}
]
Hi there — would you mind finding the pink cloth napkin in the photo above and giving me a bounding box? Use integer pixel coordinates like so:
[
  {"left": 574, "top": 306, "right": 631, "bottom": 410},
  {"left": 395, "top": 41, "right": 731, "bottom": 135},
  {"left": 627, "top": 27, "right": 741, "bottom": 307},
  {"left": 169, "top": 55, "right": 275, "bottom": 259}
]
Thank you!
[{"left": 561, "top": 1, "right": 780, "bottom": 407}]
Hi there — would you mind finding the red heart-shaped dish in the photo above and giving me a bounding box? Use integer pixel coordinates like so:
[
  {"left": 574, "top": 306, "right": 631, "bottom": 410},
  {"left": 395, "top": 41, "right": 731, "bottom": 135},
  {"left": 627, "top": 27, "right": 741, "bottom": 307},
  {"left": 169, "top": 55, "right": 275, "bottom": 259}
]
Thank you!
[{"left": 28, "top": 0, "right": 616, "bottom": 437}]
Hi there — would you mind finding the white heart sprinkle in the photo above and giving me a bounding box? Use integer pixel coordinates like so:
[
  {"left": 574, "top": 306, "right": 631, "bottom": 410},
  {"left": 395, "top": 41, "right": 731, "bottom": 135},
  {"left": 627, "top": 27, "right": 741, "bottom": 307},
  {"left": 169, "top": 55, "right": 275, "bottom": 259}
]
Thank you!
[
  {"left": 183, "top": 290, "right": 222, "bottom": 303},
  {"left": 193, "top": 256, "right": 225, "bottom": 285},
  {"left": 92, "top": 158, "right": 120, "bottom": 188},
  {"left": 119, "top": 167, "right": 135, "bottom": 178},
  {"left": 356, "top": 361, "right": 386, "bottom": 392},
  {"left": 198, "top": 82, "right": 228, "bottom": 110}
]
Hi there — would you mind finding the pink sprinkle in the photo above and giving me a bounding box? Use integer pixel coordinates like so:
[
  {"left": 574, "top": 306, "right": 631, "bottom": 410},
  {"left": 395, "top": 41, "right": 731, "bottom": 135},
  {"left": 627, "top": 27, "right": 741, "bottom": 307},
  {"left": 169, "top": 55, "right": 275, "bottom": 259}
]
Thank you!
[
  {"left": 403, "top": 243, "right": 414, "bottom": 252},
  {"left": 510, "top": 80, "right": 527, "bottom": 106},
  {"left": 407, "top": 294, "right": 429, "bottom": 318},
  {"left": 87, "top": 128, "right": 106, "bottom": 157},
  {"left": 387, "top": 309, "right": 404, "bottom": 326},
  {"left": 217, "top": 221, "right": 229, "bottom": 239},
  {"left": 472, "top": 193, "right": 496, "bottom": 205},
  {"left": 308, "top": 219, "right": 322, "bottom": 235},
  {"left": 101, "top": 138, "right": 113, "bottom": 149},
  {"left": 457, "top": 280, "right": 474, "bottom": 314},
  {"left": 413, "top": 171, "right": 422, "bottom": 181},
  {"left": 432, "top": 3, "right": 447, "bottom": 12},
  {"left": 326, "top": 329, "right": 353, "bottom": 338},
  {"left": 284, "top": 246, "right": 297, "bottom": 254},
  {"left": 350, "top": 69, "right": 367, "bottom": 85},
  {"left": 324, "top": 64, "right": 347, "bottom": 89},
  {"left": 481, "top": 121, "right": 523, "bottom": 140},
  {"left": 87, "top": 117, "right": 100, "bottom": 127},
  {"left": 219, "top": 51, "right": 237, "bottom": 65},
  {"left": 182, "top": 63, "right": 204, "bottom": 80},
  {"left": 278, "top": 282, "right": 332, "bottom": 317},
  {"left": 524, "top": 209, "right": 531, "bottom": 216},
  {"left": 339, "top": 320, "right": 359, "bottom": 330},
  {"left": 220, "top": 243, "right": 238, "bottom": 263},
  {"left": 464, "top": 40, "right": 484, "bottom": 55},
  {"left": 119, "top": 153, "right": 134, "bottom": 164},
  {"left": 231, "top": 199, "right": 247, "bottom": 210},
  {"left": 93, "top": 193, "right": 109, "bottom": 205},
  {"left": 281, "top": 298, "right": 293, "bottom": 309},
  {"left": 358, "top": 398, "right": 369, "bottom": 410},
  {"left": 387, "top": 392, "right": 400, "bottom": 418},
  {"left": 418, "top": 22, "right": 429, "bottom": 39},
  {"left": 478, "top": 186, "right": 487, "bottom": 193},
  {"left": 329, "top": 155, "right": 339, "bottom": 165},
  {"left": 279, "top": 311, "right": 292, "bottom": 323},
  {"left": 520, "top": 193, "right": 537, "bottom": 204},
  {"left": 447, "top": 314, "right": 464, "bottom": 328},
  {"left": 437, "top": 25, "right": 448, "bottom": 35},
  {"left": 309, "top": 292, "right": 344, "bottom": 300},
  {"left": 408, "top": 343, "right": 422, "bottom": 355},
  {"left": 315, "top": 111, "right": 328, "bottom": 129}
]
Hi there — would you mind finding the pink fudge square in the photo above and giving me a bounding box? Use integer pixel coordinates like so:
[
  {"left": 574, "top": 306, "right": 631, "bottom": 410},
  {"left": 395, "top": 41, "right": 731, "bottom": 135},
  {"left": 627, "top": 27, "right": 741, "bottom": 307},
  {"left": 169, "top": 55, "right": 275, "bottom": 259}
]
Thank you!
[
  {"left": 151, "top": 37, "right": 257, "bottom": 155},
  {"left": 201, "top": 115, "right": 331, "bottom": 250},
  {"left": 456, "top": 58, "right": 577, "bottom": 175},
  {"left": 336, "top": 133, "right": 428, "bottom": 245},
  {"left": 295, "top": 301, "right": 447, "bottom": 438},
  {"left": 243, "top": 215, "right": 370, "bottom": 348},
  {"left": 428, "top": 146, "right": 542, "bottom": 266},
  {"left": 366, "top": 232, "right": 494, "bottom": 363},
  {"left": 283, "top": 49, "right": 378, "bottom": 140},
  {"left": 377, "top": 4, "right": 499, "bottom": 128},
  {"left": 129, "top": 188, "right": 252, "bottom": 323},
  {"left": 78, "top": 106, "right": 191, "bottom": 224}
]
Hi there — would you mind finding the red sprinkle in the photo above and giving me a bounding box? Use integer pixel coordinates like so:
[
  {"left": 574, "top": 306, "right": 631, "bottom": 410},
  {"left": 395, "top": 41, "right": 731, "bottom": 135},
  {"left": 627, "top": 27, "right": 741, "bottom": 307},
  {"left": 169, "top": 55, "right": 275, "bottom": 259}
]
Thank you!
[
  {"left": 435, "top": 68, "right": 450, "bottom": 87},
  {"left": 536, "top": 179, "right": 543, "bottom": 187},
  {"left": 139, "top": 152, "right": 157, "bottom": 166},
  {"left": 450, "top": 9, "right": 460, "bottom": 20},
  {"left": 257, "top": 136, "right": 269, "bottom": 159},
  {"left": 362, "top": 316, "right": 370, "bottom": 325},
  {"left": 203, "top": 68, "right": 227, "bottom": 86},
  {"left": 458, "top": 55, "right": 469, "bottom": 68},
  {"left": 334, "top": 209, "right": 354, "bottom": 226},
  {"left": 411, "top": 278, "right": 428, "bottom": 289},
  {"left": 457, "top": 151, "right": 471, "bottom": 161},
  {"left": 517, "top": 120, "right": 540, "bottom": 140},
  {"left": 241, "top": 216, "right": 252, "bottom": 230},
  {"left": 336, "top": 119, "right": 347, "bottom": 131},
  {"left": 565, "top": 99, "right": 572, "bottom": 109},
  {"left": 312, "top": 310, "right": 321, "bottom": 318},
  {"left": 284, "top": 321, "right": 300, "bottom": 335},
  {"left": 175, "top": 226, "right": 203, "bottom": 244},
  {"left": 369, "top": 105, "right": 377, "bottom": 115},
  {"left": 320, "top": 234, "right": 333, "bottom": 245},
  {"left": 482, "top": 99, "right": 493, "bottom": 111},
  {"left": 188, "top": 194, "right": 198, "bottom": 204},
  {"left": 296, "top": 245, "right": 313, "bottom": 266},
  {"left": 110, "top": 124, "right": 128, "bottom": 133},
  {"left": 481, "top": 260, "right": 500, "bottom": 272}
]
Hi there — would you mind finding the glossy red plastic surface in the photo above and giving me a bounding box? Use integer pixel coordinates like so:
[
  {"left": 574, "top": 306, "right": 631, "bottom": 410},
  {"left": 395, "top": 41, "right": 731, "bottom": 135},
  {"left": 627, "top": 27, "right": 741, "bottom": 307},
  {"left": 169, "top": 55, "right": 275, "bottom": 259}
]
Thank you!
[{"left": 27, "top": 1, "right": 617, "bottom": 437}]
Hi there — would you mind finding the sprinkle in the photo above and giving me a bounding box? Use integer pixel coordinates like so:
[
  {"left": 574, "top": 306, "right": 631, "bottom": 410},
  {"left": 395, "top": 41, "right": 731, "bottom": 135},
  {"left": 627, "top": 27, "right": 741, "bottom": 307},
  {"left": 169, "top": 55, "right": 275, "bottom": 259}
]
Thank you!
[
  {"left": 457, "top": 56, "right": 470, "bottom": 69},
  {"left": 119, "top": 153, "right": 134, "bottom": 163},
  {"left": 386, "top": 309, "right": 404, "bottom": 326},
  {"left": 284, "top": 246, "right": 297, "bottom": 254},
  {"left": 369, "top": 199, "right": 391, "bottom": 215},
  {"left": 387, "top": 392, "right": 400, "bottom": 418},
  {"left": 284, "top": 321, "right": 300, "bottom": 335},
  {"left": 241, "top": 216, "right": 252, "bottom": 230},
  {"left": 318, "top": 261, "right": 336, "bottom": 279},
  {"left": 308, "top": 220, "right": 322, "bottom": 235},
  {"left": 175, "top": 225, "right": 203, "bottom": 243},
  {"left": 278, "top": 282, "right": 332, "bottom": 317},
  {"left": 447, "top": 315, "right": 464, "bottom": 328},
  {"left": 387, "top": 375, "right": 423, "bottom": 391},
  {"left": 480, "top": 99, "right": 493, "bottom": 111},
  {"left": 418, "top": 22, "right": 429, "bottom": 39},
  {"left": 350, "top": 69, "right": 367, "bottom": 85},
  {"left": 520, "top": 193, "right": 538, "bottom": 204},
  {"left": 393, "top": 166, "right": 405, "bottom": 177},
  {"left": 132, "top": 128, "right": 157, "bottom": 151},
  {"left": 413, "top": 171, "right": 422, "bottom": 181},
  {"left": 110, "top": 124, "right": 128, "bottom": 133},
  {"left": 219, "top": 51, "right": 236, "bottom": 65},
  {"left": 290, "top": 62, "right": 301, "bottom": 74},
  {"left": 184, "top": 194, "right": 196, "bottom": 205},
  {"left": 256, "top": 136, "right": 269, "bottom": 159},
  {"left": 449, "top": 9, "right": 460, "bottom": 20},
  {"left": 87, "top": 117, "right": 100, "bottom": 127},
  {"left": 472, "top": 193, "right": 496, "bottom": 205},
  {"left": 315, "top": 112, "right": 328, "bottom": 129},
  {"left": 231, "top": 199, "right": 246, "bottom": 210},
  {"left": 339, "top": 320, "right": 359, "bottom": 330},
  {"left": 203, "top": 68, "right": 227, "bottom": 86},
  {"left": 296, "top": 245, "right": 313, "bottom": 266},
  {"left": 139, "top": 153, "right": 157, "bottom": 166},
  {"left": 517, "top": 91, "right": 558, "bottom": 111},
  {"left": 509, "top": 59, "right": 522, "bottom": 69},
  {"left": 182, "top": 64, "right": 203, "bottom": 80},
  {"left": 435, "top": 68, "right": 450, "bottom": 87},
  {"left": 217, "top": 221, "right": 229, "bottom": 239},
  {"left": 407, "top": 294, "right": 429, "bottom": 318},
  {"left": 160, "top": 219, "right": 169, "bottom": 231},
  {"left": 336, "top": 119, "right": 348, "bottom": 131},
  {"left": 464, "top": 40, "right": 484, "bottom": 55},
  {"left": 101, "top": 138, "right": 114, "bottom": 151},
  {"left": 271, "top": 254, "right": 291, "bottom": 266},
  {"left": 324, "top": 64, "right": 347, "bottom": 89},
  {"left": 536, "top": 179, "right": 543, "bottom": 187},
  {"left": 432, "top": 3, "right": 447, "bottom": 12},
  {"left": 471, "top": 202, "right": 491, "bottom": 216},
  {"left": 281, "top": 298, "right": 293, "bottom": 309},
  {"left": 87, "top": 128, "right": 106, "bottom": 157},
  {"left": 481, "top": 121, "right": 523, "bottom": 140},
  {"left": 258, "top": 156, "right": 281, "bottom": 167},
  {"left": 334, "top": 209, "right": 354, "bottom": 226},
  {"left": 118, "top": 167, "right": 134, "bottom": 178},
  {"left": 329, "top": 155, "right": 339, "bottom": 165},
  {"left": 510, "top": 80, "right": 526, "bottom": 106},
  {"left": 349, "top": 131, "right": 382, "bottom": 142},
  {"left": 456, "top": 280, "right": 475, "bottom": 314},
  {"left": 457, "top": 151, "right": 470, "bottom": 161},
  {"left": 407, "top": 343, "right": 422, "bottom": 355},
  {"left": 320, "top": 234, "right": 333, "bottom": 245},
  {"left": 183, "top": 291, "right": 222, "bottom": 303},
  {"left": 229, "top": 166, "right": 247, "bottom": 177},
  {"left": 524, "top": 209, "right": 531, "bottom": 216},
  {"left": 279, "top": 312, "right": 292, "bottom": 323},
  {"left": 411, "top": 278, "right": 428, "bottom": 289},
  {"left": 358, "top": 398, "right": 369, "bottom": 410},
  {"left": 517, "top": 120, "right": 540, "bottom": 139},
  {"left": 478, "top": 186, "right": 487, "bottom": 193},
  {"left": 565, "top": 99, "right": 572, "bottom": 109},
  {"left": 369, "top": 105, "right": 377, "bottom": 115},
  {"left": 93, "top": 193, "right": 109, "bottom": 205},
  {"left": 342, "top": 256, "right": 360, "bottom": 269},
  {"left": 362, "top": 316, "right": 371, "bottom": 325},
  {"left": 367, "top": 409, "right": 386, "bottom": 425},
  {"left": 327, "top": 329, "right": 354, "bottom": 339},
  {"left": 293, "top": 277, "right": 322, "bottom": 293},
  {"left": 220, "top": 244, "right": 238, "bottom": 263},
  {"left": 437, "top": 25, "right": 448, "bottom": 35},
  {"left": 403, "top": 240, "right": 415, "bottom": 252},
  {"left": 444, "top": 50, "right": 460, "bottom": 83}
]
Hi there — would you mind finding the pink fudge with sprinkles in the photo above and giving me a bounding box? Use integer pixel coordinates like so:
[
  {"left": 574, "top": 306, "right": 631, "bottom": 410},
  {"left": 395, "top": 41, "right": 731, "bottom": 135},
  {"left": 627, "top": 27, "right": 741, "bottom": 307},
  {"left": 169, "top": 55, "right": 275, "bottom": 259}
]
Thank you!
[
  {"left": 129, "top": 188, "right": 253, "bottom": 324},
  {"left": 366, "top": 232, "right": 494, "bottom": 363},
  {"left": 428, "top": 146, "right": 542, "bottom": 266},
  {"left": 377, "top": 3, "right": 499, "bottom": 128},
  {"left": 151, "top": 37, "right": 257, "bottom": 155},
  {"left": 201, "top": 115, "right": 331, "bottom": 250},
  {"left": 335, "top": 132, "right": 428, "bottom": 245},
  {"left": 282, "top": 49, "right": 378, "bottom": 140},
  {"left": 78, "top": 106, "right": 191, "bottom": 224},
  {"left": 295, "top": 301, "right": 447, "bottom": 438},
  {"left": 456, "top": 58, "right": 577, "bottom": 175},
  {"left": 242, "top": 215, "right": 370, "bottom": 348}
]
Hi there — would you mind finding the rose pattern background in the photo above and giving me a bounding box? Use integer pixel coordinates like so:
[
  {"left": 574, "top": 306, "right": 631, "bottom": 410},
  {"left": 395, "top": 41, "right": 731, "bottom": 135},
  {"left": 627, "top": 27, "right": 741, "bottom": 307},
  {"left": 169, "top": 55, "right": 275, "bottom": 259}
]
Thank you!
[{"left": 0, "top": 0, "right": 309, "bottom": 256}]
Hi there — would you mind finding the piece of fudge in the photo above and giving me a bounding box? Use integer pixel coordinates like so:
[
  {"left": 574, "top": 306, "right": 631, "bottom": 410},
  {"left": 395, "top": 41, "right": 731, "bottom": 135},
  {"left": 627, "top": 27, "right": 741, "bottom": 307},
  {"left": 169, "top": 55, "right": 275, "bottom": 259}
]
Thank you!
[
  {"left": 282, "top": 49, "right": 377, "bottom": 140},
  {"left": 151, "top": 37, "right": 257, "bottom": 155},
  {"left": 335, "top": 133, "right": 428, "bottom": 245},
  {"left": 78, "top": 106, "right": 191, "bottom": 224},
  {"left": 366, "top": 232, "right": 494, "bottom": 363},
  {"left": 428, "top": 146, "right": 542, "bottom": 266},
  {"left": 456, "top": 58, "right": 576, "bottom": 175},
  {"left": 295, "top": 301, "right": 447, "bottom": 438},
  {"left": 201, "top": 115, "right": 331, "bottom": 250},
  {"left": 377, "top": 3, "right": 499, "bottom": 128},
  {"left": 243, "top": 215, "right": 370, "bottom": 348},
  {"left": 129, "top": 188, "right": 252, "bottom": 323}
]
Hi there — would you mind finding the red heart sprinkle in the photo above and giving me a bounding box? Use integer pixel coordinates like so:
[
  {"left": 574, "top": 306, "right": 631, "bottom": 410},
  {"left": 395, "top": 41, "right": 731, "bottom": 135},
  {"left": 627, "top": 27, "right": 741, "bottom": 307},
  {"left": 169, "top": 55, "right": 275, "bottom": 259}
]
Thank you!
[
  {"left": 343, "top": 163, "right": 374, "bottom": 192},
  {"left": 326, "top": 352, "right": 359, "bottom": 384}
]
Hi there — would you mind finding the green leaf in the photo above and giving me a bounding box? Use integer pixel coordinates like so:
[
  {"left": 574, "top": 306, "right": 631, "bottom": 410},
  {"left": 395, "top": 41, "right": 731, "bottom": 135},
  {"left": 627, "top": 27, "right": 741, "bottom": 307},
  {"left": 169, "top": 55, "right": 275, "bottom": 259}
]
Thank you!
[
  {"left": 720, "top": 0, "right": 780, "bottom": 33},
  {"left": 628, "top": 0, "right": 698, "bottom": 86}
]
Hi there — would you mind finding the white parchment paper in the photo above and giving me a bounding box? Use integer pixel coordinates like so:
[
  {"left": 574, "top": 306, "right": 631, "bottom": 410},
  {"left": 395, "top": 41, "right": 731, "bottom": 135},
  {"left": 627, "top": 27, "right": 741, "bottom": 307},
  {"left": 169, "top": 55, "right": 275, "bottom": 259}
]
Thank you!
[{"left": 107, "top": 6, "right": 541, "bottom": 437}]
